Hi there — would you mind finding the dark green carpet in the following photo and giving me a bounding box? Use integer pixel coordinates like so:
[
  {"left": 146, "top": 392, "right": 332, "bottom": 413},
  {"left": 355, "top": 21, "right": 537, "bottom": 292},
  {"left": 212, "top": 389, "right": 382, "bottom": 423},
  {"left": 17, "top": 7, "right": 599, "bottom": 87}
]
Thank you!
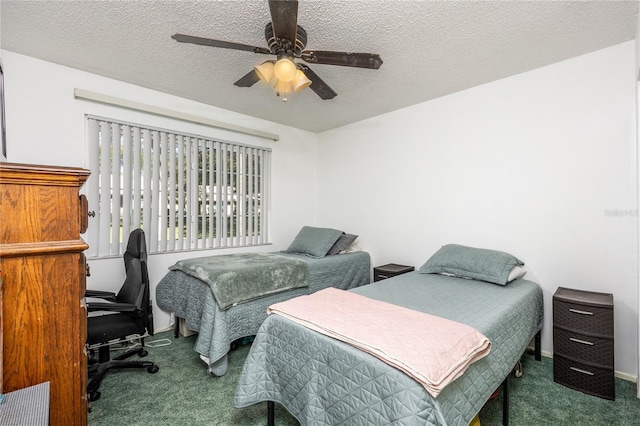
[{"left": 88, "top": 331, "right": 640, "bottom": 425}]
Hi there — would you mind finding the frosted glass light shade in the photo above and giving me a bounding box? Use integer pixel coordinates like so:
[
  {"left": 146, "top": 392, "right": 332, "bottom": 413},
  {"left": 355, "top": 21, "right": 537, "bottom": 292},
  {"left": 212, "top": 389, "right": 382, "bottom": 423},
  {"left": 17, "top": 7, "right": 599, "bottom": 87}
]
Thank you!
[
  {"left": 274, "top": 80, "right": 292, "bottom": 94},
  {"left": 274, "top": 58, "right": 297, "bottom": 82},
  {"left": 254, "top": 61, "right": 274, "bottom": 83},
  {"left": 274, "top": 80, "right": 293, "bottom": 101},
  {"left": 293, "top": 70, "right": 312, "bottom": 92}
]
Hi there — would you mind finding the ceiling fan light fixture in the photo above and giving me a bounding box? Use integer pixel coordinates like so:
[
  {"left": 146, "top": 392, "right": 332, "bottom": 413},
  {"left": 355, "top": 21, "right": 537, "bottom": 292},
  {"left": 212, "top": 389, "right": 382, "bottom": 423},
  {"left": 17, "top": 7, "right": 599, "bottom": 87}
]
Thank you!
[
  {"left": 274, "top": 79, "right": 293, "bottom": 102},
  {"left": 293, "top": 69, "right": 312, "bottom": 92},
  {"left": 254, "top": 61, "right": 275, "bottom": 83},
  {"left": 274, "top": 57, "right": 297, "bottom": 82},
  {"left": 174, "top": 0, "right": 383, "bottom": 101}
]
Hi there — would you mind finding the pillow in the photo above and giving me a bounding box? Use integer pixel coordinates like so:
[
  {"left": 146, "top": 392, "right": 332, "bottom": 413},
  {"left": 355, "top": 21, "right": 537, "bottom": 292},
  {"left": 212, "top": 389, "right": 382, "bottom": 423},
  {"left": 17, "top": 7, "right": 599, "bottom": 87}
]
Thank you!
[
  {"left": 438, "top": 264, "right": 526, "bottom": 283},
  {"left": 286, "top": 226, "right": 343, "bottom": 258},
  {"left": 418, "top": 244, "right": 524, "bottom": 285},
  {"left": 327, "top": 233, "right": 358, "bottom": 255},
  {"left": 507, "top": 265, "right": 527, "bottom": 282}
]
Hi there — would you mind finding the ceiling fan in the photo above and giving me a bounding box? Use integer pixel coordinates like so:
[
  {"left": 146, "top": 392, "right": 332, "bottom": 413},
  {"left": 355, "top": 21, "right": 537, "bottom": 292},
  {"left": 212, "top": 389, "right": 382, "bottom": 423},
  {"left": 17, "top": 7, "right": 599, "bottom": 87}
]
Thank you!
[{"left": 171, "top": 0, "right": 383, "bottom": 101}]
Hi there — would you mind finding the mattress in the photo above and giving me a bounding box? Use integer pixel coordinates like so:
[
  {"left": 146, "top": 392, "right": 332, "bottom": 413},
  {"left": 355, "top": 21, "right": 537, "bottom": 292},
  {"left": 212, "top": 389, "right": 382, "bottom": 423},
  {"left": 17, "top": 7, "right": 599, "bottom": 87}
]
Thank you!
[
  {"left": 155, "top": 250, "right": 371, "bottom": 375},
  {"left": 233, "top": 272, "right": 544, "bottom": 425}
]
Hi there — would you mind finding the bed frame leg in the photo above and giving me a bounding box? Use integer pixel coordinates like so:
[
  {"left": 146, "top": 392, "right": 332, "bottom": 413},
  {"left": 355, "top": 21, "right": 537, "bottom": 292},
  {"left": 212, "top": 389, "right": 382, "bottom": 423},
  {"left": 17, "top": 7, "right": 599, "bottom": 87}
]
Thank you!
[
  {"left": 174, "top": 318, "right": 180, "bottom": 338},
  {"left": 502, "top": 375, "right": 509, "bottom": 426},
  {"left": 535, "top": 330, "right": 541, "bottom": 361},
  {"left": 267, "top": 401, "right": 275, "bottom": 426}
]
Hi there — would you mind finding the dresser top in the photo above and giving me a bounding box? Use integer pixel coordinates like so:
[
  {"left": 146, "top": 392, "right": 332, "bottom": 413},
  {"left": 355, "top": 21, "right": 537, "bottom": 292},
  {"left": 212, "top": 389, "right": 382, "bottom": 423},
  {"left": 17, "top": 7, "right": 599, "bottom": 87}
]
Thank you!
[
  {"left": 0, "top": 162, "right": 90, "bottom": 186},
  {"left": 554, "top": 286, "right": 613, "bottom": 308}
]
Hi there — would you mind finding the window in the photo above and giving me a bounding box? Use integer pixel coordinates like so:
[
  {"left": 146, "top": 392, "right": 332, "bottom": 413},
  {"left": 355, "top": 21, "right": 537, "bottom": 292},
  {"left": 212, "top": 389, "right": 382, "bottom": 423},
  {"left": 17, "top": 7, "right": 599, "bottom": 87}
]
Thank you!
[{"left": 86, "top": 116, "right": 271, "bottom": 258}]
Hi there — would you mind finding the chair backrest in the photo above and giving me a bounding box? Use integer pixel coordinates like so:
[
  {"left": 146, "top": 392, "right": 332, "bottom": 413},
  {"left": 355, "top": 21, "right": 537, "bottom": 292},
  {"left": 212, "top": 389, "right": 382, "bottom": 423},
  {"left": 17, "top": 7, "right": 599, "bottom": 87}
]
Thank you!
[
  {"left": 123, "top": 228, "right": 148, "bottom": 268},
  {"left": 116, "top": 229, "right": 154, "bottom": 335}
]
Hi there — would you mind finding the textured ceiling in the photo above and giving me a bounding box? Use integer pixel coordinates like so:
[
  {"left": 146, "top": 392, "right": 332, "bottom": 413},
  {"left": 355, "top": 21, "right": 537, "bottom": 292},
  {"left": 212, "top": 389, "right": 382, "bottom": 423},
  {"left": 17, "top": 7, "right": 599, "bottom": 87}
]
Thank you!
[{"left": 1, "top": 1, "right": 638, "bottom": 133}]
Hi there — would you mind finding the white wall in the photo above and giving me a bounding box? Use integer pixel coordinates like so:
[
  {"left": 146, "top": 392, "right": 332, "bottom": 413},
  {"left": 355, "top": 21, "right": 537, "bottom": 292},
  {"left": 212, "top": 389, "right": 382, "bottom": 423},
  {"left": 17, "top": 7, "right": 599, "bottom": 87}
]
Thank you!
[
  {"left": 317, "top": 41, "right": 638, "bottom": 379},
  {"left": 635, "top": 11, "right": 640, "bottom": 397},
  {"left": 1, "top": 50, "right": 320, "bottom": 331},
  {"left": 636, "top": 11, "right": 640, "bottom": 80}
]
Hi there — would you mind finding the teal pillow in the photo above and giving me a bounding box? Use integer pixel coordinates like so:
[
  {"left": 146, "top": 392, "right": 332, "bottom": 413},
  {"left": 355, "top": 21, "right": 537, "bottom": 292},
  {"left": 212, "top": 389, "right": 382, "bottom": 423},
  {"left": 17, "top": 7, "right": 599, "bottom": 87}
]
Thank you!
[
  {"left": 418, "top": 244, "right": 524, "bottom": 285},
  {"left": 286, "top": 226, "right": 343, "bottom": 258}
]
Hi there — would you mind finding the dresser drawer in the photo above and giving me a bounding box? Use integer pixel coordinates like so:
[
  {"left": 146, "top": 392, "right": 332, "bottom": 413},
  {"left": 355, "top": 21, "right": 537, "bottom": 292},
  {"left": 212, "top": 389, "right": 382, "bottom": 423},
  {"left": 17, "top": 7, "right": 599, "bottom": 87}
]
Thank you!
[
  {"left": 553, "top": 327, "right": 613, "bottom": 367},
  {"left": 553, "top": 354, "right": 614, "bottom": 400},
  {"left": 553, "top": 300, "right": 613, "bottom": 337}
]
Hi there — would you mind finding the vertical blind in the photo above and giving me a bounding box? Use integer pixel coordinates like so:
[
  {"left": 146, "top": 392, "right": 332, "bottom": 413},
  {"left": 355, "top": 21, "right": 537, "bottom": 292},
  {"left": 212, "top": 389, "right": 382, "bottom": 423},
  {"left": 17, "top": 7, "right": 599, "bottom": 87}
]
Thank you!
[{"left": 86, "top": 116, "right": 271, "bottom": 258}]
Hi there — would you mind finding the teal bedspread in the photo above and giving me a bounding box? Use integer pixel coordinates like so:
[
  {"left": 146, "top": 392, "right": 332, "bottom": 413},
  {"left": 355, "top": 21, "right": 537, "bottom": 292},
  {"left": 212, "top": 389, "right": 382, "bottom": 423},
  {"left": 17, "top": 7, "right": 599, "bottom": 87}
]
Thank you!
[
  {"left": 233, "top": 272, "right": 544, "bottom": 425},
  {"left": 169, "top": 253, "right": 308, "bottom": 310}
]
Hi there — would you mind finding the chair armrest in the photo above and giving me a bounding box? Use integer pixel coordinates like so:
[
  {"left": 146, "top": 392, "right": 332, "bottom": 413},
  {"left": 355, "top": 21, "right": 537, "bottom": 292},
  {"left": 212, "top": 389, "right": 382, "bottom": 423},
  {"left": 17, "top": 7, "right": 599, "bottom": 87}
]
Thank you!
[
  {"left": 86, "top": 301, "right": 138, "bottom": 313},
  {"left": 85, "top": 289, "right": 116, "bottom": 301}
]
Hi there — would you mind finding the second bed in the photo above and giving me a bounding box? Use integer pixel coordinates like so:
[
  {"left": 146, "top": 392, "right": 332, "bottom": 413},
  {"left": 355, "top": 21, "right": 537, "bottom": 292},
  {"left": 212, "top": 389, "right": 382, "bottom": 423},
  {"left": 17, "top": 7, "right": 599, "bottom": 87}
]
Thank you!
[{"left": 156, "top": 250, "right": 371, "bottom": 375}]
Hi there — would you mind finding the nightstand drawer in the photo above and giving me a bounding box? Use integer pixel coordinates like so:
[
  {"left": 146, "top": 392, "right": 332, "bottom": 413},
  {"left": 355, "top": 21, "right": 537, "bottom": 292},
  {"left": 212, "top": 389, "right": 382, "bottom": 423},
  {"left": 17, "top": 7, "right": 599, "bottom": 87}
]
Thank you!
[
  {"left": 553, "top": 300, "right": 613, "bottom": 337},
  {"left": 553, "top": 354, "right": 614, "bottom": 400},
  {"left": 553, "top": 327, "right": 613, "bottom": 367}
]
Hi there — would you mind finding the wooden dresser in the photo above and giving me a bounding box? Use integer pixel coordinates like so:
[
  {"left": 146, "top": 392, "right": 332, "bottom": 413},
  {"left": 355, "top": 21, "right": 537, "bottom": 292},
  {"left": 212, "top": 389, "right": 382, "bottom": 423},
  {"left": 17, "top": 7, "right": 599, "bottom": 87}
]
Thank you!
[
  {"left": 0, "top": 162, "right": 90, "bottom": 425},
  {"left": 553, "top": 286, "right": 614, "bottom": 400}
]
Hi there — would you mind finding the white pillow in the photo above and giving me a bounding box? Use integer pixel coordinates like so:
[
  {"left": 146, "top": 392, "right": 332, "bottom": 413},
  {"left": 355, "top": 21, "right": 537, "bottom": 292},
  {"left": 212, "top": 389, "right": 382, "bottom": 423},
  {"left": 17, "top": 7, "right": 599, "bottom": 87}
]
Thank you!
[{"left": 507, "top": 265, "right": 527, "bottom": 282}]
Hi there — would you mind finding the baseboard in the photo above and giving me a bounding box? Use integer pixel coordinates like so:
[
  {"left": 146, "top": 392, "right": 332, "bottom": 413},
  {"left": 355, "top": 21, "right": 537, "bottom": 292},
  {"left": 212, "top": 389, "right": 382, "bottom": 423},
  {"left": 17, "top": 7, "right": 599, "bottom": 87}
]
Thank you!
[
  {"left": 614, "top": 370, "right": 637, "bottom": 383},
  {"left": 155, "top": 325, "right": 175, "bottom": 333},
  {"left": 154, "top": 320, "right": 197, "bottom": 336}
]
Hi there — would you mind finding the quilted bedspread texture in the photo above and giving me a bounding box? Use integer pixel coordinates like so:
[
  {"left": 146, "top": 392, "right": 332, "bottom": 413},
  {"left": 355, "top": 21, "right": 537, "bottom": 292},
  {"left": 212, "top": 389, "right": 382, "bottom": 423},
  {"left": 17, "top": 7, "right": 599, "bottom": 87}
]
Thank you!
[{"left": 233, "top": 272, "right": 544, "bottom": 426}]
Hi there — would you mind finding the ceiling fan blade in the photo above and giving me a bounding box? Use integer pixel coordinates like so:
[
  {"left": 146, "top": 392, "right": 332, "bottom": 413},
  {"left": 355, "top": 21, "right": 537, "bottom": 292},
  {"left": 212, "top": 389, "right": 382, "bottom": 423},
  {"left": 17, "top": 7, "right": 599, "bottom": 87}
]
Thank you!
[
  {"left": 233, "top": 70, "right": 261, "bottom": 88},
  {"left": 268, "top": 0, "right": 299, "bottom": 45},
  {"left": 298, "top": 64, "right": 337, "bottom": 100},
  {"left": 301, "top": 50, "right": 383, "bottom": 69},
  {"left": 172, "top": 34, "right": 271, "bottom": 54}
]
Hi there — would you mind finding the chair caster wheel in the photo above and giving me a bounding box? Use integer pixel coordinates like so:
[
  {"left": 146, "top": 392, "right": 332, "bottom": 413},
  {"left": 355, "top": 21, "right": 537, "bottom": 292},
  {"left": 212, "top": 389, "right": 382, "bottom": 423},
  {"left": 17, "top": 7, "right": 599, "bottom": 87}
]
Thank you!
[
  {"left": 89, "top": 391, "right": 101, "bottom": 402},
  {"left": 138, "top": 349, "right": 148, "bottom": 357},
  {"left": 148, "top": 365, "right": 159, "bottom": 374}
]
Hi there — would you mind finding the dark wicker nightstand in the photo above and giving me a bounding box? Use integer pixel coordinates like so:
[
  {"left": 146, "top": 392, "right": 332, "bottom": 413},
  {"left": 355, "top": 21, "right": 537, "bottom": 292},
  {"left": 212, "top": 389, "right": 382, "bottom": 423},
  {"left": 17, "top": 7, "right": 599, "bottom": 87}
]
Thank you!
[
  {"left": 553, "top": 287, "right": 614, "bottom": 400},
  {"left": 373, "top": 263, "right": 414, "bottom": 282}
]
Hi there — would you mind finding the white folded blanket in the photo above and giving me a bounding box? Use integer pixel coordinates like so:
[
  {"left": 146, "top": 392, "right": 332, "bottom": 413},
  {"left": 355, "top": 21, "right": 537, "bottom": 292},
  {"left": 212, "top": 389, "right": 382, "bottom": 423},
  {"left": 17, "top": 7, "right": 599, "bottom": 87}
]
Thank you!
[{"left": 268, "top": 287, "right": 491, "bottom": 397}]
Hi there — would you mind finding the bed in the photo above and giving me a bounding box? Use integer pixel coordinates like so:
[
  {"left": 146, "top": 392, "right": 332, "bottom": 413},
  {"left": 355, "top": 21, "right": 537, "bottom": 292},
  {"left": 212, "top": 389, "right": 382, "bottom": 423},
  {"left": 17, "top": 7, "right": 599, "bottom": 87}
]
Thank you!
[
  {"left": 155, "top": 226, "right": 370, "bottom": 376},
  {"left": 233, "top": 244, "right": 544, "bottom": 426}
]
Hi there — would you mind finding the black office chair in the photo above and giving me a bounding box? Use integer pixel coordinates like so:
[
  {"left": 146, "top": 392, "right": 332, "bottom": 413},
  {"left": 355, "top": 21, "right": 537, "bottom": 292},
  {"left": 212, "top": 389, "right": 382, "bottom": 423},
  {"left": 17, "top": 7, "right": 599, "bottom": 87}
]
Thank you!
[{"left": 86, "top": 228, "right": 159, "bottom": 402}]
